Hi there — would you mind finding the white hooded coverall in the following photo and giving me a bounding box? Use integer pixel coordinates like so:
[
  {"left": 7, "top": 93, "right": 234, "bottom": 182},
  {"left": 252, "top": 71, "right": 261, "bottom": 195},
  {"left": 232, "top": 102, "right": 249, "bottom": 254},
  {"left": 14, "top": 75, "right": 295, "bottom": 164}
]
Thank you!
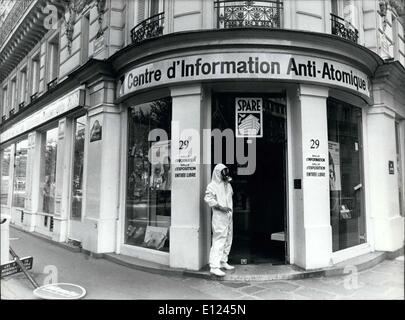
[{"left": 204, "top": 164, "right": 233, "bottom": 269}]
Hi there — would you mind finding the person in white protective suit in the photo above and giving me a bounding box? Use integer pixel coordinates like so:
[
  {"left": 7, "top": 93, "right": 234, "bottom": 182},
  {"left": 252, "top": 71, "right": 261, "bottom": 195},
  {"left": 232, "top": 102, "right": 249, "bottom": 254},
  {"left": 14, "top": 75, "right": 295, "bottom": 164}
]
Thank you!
[{"left": 204, "top": 163, "right": 235, "bottom": 277}]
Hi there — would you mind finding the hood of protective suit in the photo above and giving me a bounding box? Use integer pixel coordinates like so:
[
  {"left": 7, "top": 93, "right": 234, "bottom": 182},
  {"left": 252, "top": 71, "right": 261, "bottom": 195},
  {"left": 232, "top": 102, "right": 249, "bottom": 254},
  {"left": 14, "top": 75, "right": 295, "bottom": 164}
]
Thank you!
[
  {"left": 205, "top": 164, "right": 233, "bottom": 209},
  {"left": 211, "top": 163, "right": 227, "bottom": 184}
]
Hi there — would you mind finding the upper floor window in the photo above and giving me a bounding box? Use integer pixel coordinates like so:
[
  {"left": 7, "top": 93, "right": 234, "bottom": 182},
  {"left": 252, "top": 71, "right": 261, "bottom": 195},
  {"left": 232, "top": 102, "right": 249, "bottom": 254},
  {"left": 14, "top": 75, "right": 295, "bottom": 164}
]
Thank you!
[
  {"left": 131, "top": 0, "right": 165, "bottom": 44},
  {"left": 19, "top": 67, "right": 27, "bottom": 107},
  {"left": 2, "top": 85, "right": 8, "bottom": 117},
  {"left": 31, "top": 53, "right": 40, "bottom": 98},
  {"left": 330, "top": 0, "right": 359, "bottom": 43},
  {"left": 81, "top": 13, "right": 90, "bottom": 64},
  {"left": 47, "top": 34, "right": 59, "bottom": 89},
  {"left": 10, "top": 76, "right": 17, "bottom": 112}
]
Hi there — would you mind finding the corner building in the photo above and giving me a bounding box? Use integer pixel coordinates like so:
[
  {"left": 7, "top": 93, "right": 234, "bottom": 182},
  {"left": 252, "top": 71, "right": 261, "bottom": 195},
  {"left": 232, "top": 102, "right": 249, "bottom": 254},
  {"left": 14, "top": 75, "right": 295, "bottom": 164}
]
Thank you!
[{"left": 1, "top": 0, "right": 404, "bottom": 271}]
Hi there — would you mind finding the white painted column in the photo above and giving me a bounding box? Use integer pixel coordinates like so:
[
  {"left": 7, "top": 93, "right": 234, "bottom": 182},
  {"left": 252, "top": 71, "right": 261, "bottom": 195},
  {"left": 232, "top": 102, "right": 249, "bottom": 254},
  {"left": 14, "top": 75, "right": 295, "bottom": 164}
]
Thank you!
[
  {"left": 81, "top": 78, "right": 121, "bottom": 254},
  {"left": 292, "top": 85, "right": 332, "bottom": 270},
  {"left": 170, "top": 84, "right": 206, "bottom": 270},
  {"left": 23, "top": 132, "right": 42, "bottom": 232},
  {"left": 52, "top": 118, "right": 73, "bottom": 242},
  {"left": 367, "top": 107, "right": 404, "bottom": 252}
]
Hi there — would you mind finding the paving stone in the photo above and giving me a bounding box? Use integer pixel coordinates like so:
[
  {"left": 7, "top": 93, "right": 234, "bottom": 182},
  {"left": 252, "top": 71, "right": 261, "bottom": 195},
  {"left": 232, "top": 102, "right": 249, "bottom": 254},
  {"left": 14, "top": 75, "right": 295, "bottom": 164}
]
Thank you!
[
  {"left": 295, "top": 278, "right": 358, "bottom": 296},
  {"left": 220, "top": 282, "right": 251, "bottom": 289},
  {"left": 294, "top": 287, "right": 337, "bottom": 300},
  {"left": 239, "top": 285, "right": 267, "bottom": 295},
  {"left": 252, "top": 288, "right": 295, "bottom": 300},
  {"left": 357, "top": 271, "right": 400, "bottom": 286},
  {"left": 258, "top": 281, "right": 301, "bottom": 292}
]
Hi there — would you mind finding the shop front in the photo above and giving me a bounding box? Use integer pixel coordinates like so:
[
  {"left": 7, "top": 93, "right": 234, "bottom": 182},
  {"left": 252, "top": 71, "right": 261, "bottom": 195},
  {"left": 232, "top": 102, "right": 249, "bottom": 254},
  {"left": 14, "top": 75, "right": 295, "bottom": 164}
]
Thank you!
[
  {"left": 113, "top": 29, "right": 384, "bottom": 271},
  {"left": 0, "top": 86, "right": 87, "bottom": 244}
]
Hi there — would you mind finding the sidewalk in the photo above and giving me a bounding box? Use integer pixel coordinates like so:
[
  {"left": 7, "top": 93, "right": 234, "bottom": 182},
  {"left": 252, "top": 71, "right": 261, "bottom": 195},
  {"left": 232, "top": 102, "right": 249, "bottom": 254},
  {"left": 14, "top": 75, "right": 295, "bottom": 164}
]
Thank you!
[{"left": 1, "top": 227, "right": 404, "bottom": 300}]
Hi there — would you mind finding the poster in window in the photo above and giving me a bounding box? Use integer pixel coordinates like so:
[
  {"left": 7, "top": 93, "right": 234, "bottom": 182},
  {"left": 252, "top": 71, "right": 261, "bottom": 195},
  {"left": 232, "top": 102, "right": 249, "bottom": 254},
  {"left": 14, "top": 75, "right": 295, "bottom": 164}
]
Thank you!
[
  {"left": 150, "top": 140, "right": 171, "bottom": 190},
  {"left": 235, "top": 97, "right": 263, "bottom": 138},
  {"left": 328, "top": 141, "right": 342, "bottom": 191}
]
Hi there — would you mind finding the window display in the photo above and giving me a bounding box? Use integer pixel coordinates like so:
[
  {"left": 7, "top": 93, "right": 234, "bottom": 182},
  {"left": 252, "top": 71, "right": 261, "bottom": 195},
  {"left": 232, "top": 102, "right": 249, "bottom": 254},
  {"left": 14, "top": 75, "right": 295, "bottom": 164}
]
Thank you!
[
  {"left": 71, "top": 116, "right": 86, "bottom": 219},
  {"left": 1, "top": 146, "right": 11, "bottom": 205},
  {"left": 328, "top": 98, "right": 366, "bottom": 252},
  {"left": 40, "top": 127, "right": 58, "bottom": 214},
  {"left": 12, "top": 139, "right": 28, "bottom": 208},
  {"left": 125, "top": 97, "right": 172, "bottom": 252}
]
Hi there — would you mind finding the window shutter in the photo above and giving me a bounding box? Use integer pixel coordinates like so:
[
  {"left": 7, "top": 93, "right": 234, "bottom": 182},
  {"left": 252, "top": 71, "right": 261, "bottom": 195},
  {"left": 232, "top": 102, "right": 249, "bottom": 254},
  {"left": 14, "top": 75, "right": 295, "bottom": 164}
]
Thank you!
[{"left": 136, "top": 0, "right": 146, "bottom": 24}]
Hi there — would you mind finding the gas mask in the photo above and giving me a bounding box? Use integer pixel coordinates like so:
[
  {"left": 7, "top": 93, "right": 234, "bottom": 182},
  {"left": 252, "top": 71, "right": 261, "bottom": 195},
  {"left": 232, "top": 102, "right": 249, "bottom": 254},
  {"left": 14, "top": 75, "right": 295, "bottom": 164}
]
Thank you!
[{"left": 220, "top": 167, "right": 232, "bottom": 182}]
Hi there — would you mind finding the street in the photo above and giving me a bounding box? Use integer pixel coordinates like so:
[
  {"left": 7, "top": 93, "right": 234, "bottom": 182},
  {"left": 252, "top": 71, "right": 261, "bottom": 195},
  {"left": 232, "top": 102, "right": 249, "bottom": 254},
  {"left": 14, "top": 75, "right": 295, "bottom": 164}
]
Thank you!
[{"left": 1, "top": 228, "right": 404, "bottom": 300}]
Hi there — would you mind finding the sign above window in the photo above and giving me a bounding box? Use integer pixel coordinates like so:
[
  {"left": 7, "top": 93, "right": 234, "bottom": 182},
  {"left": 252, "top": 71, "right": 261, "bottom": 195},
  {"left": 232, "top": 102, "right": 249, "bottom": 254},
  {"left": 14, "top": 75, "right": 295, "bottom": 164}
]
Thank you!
[{"left": 119, "top": 52, "right": 371, "bottom": 100}]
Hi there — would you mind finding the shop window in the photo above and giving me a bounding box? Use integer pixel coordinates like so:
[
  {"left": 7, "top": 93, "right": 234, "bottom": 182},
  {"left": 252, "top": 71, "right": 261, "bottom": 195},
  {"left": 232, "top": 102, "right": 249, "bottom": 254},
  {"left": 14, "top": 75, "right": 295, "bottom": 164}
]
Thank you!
[
  {"left": 126, "top": 97, "right": 172, "bottom": 252},
  {"left": 0, "top": 146, "right": 12, "bottom": 205},
  {"left": 12, "top": 139, "right": 28, "bottom": 208},
  {"left": 40, "top": 127, "right": 58, "bottom": 214},
  {"left": 71, "top": 115, "right": 86, "bottom": 219},
  {"left": 328, "top": 98, "right": 366, "bottom": 252}
]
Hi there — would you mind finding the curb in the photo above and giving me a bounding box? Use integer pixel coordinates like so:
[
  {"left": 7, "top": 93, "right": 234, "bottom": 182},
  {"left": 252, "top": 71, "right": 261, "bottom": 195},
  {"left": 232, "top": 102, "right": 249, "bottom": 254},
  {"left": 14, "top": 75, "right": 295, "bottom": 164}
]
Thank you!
[{"left": 10, "top": 225, "right": 404, "bottom": 282}]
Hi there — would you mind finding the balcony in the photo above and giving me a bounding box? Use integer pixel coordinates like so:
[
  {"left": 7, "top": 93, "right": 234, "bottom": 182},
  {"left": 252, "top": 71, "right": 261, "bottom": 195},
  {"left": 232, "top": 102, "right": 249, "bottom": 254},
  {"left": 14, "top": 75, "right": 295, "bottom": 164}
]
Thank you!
[
  {"left": 131, "top": 12, "right": 165, "bottom": 45},
  {"left": 215, "top": 0, "right": 283, "bottom": 29},
  {"left": 331, "top": 14, "right": 358, "bottom": 44}
]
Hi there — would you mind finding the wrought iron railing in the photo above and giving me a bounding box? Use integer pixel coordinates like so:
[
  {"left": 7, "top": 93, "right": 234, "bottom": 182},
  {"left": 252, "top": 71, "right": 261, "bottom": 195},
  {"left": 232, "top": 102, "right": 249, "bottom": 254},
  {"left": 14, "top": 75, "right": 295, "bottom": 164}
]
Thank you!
[
  {"left": 131, "top": 12, "right": 165, "bottom": 45},
  {"left": 215, "top": 0, "right": 283, "bottom": 29},
  {"left": 330, "top": 14, "right": 358, "bottom": 43},
  {"left": 0, "top": 0, "right": 34, "bottom": 48}
]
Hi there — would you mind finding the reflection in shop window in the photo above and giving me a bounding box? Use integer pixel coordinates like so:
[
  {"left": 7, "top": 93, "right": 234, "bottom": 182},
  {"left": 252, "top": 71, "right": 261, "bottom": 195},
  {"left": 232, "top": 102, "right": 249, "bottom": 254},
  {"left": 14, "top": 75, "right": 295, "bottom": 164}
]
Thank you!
[
  {"left": 1, "top": 146, "right": 12, "bottom": 205},
  {"left": 328, "top": 98, "right": 366, "bottom": 252},
  {"left": 13, "top": 139, "right": 28, "bottom": 208},
  {"left": 40, "top": 127, "right": 58, "bottom": 214},
  {"left": 126, "top": 97, "right": 172, "bottom": 252},
  {"left": 71, "top": 116, "right": 86, "bottom": 219}
]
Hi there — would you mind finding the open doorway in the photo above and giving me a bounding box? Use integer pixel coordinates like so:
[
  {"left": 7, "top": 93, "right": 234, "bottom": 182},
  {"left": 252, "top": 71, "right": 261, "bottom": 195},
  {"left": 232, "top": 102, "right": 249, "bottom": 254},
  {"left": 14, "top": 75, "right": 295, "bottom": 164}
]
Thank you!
[{"left": 211, "top": 92, "right": 288, "bottom": 264}]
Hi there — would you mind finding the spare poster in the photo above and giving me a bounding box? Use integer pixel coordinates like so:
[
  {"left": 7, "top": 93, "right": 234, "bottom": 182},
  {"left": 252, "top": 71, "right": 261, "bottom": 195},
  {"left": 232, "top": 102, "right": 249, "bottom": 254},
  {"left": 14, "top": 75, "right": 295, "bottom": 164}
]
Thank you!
[{"left": 235, "top": 97, "right": 263, "bottom": 138}]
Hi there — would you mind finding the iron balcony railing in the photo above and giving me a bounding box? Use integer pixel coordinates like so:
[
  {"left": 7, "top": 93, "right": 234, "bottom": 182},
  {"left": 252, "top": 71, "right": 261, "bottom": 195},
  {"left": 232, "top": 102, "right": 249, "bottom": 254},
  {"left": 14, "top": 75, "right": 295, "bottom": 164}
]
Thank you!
[
  {"left": 130, "top": 12, "right": 165, "bottom": 45},
  {"left": 331, "top": 13, "right": 358, "bottom": 44},
  {"left": 215, "top": 0, "right": 283, "bottom": 29},
  {"left": 0, "top": 0, "right": 34, "bottom": 48}
]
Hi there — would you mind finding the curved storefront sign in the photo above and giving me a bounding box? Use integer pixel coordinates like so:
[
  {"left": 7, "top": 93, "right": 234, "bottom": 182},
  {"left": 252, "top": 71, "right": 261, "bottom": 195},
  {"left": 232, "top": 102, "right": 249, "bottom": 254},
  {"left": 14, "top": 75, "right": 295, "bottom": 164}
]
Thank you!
[{"left": 119, "top": 52, "right": 371, "bottom": 100}]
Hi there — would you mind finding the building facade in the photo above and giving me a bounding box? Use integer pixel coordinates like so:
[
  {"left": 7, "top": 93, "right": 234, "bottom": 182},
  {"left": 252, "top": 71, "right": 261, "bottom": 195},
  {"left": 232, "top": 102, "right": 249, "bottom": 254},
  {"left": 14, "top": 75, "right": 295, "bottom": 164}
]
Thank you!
[{"left": 0, "top": 0, "right": 404, "bottom": 271}]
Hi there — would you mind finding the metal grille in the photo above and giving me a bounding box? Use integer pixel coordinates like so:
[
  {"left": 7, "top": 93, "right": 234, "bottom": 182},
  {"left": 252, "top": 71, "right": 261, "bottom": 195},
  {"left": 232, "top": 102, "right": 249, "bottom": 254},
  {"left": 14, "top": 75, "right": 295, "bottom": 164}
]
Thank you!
[
  {"left": 330, "top": 13, "right": 358, "bottom": 44},
  {"left": 215, "top": 0, "right": 283, "bottom": 29},
  {"left": 130, "top": 12, "right": 165, "bottom": 45}
]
